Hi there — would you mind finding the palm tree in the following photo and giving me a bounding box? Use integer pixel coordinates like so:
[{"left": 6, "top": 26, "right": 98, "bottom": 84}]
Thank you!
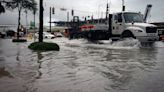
[
  {"left": 5, "top": 0, "right": 37, "bottom": 39},
  {"left": 0, "top": 1, "right": 8, "bottom": 14},
  {"left": 29, "top": 0, "right": 37, "bottom": 29},
  {"left": 0, "top": 2, "right": 5, "bottom": 13},
  {"left": 32, "top": 0, "right": 38, "bottom": 42}
]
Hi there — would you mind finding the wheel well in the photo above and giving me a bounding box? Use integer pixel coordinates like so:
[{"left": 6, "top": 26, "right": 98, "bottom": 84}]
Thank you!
[{"left": 121, "top": 30, "right": 135, "bottom": 38}]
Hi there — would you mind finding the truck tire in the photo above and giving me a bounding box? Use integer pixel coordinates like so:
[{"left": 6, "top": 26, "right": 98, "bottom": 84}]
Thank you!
[
  {"left": 111, "top": 38, "right": 119, "bottom": 41},
  {"left": 121, "top": 31, "right": 135, "bottom": 39},
  {"left": 87, "top": 32, "right": 93, "bottom": 40}
]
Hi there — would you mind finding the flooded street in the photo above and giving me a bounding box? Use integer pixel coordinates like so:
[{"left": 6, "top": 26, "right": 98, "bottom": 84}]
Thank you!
[{"left": 1, "top": 38, "right": 164, "bottom": 92}]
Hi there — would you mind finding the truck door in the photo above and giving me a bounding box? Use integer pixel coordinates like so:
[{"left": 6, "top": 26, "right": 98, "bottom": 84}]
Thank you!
[{"left": 112, "top": 13, "right": 124, "bottom": 35}]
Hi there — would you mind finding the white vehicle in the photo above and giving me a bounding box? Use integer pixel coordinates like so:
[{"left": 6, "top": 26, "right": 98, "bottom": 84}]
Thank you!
[
  {"left": 68, "top": 2, "right": 158, "bottom": 43},
  {"left": 35, "top": 32, "right": 55, "bottom": 39},
  {"left": 54, "top": 32, "right": 63, "bottom": 37},
  {"left": 69, "top": 11, "right": 158, "bottom": 42},
  {"left": 109, "top": 11, "right": 159, "bottom": 42}
]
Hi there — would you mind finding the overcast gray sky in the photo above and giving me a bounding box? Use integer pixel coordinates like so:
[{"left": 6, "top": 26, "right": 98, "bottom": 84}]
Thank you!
[{"left": 0, "top": 0, "right": 164, "bottom": 26}]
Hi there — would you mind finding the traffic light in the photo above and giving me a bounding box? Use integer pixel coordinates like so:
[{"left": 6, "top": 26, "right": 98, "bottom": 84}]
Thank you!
[
  {"left": 85, "top": 17, "right": 86, "bottom": 21},
  {"left": 52, "top": 7, "right": 55, "bottom": 14},
  {"left": 71, "top": 9, "right": 74, "bottom": 16}
]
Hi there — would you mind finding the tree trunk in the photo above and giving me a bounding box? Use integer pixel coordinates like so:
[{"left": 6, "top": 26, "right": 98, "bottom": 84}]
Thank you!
[
  {"left": 17, "top": 9, "right": 21, "bottom": 39},
  {"left": 39, "top": 0, "right": 43, "bottom": 42},
  {"left": 34, "top": 12, "right": 36, "bottom": 42}
]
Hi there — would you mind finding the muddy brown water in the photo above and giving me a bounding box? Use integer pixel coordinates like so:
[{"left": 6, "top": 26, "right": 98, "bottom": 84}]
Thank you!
[{"left": 0, "top": 38, "right": 164, "bottom": 92}]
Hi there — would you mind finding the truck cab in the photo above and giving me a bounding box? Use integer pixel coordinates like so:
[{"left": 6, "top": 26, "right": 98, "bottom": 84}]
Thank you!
[{"left": 111, "top": 12, "right": 159, "bottom": 42}]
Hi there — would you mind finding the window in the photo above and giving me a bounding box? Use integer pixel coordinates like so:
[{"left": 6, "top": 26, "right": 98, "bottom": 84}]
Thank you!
[
  {"left": 123, "top": 13, "right": 143, "bottom": 23},
  {"left": 118, "top": 13, "right": 122, "bottom": 22},
  {"left": 114, "top": 15, "right": 118, "bottom": 21}
]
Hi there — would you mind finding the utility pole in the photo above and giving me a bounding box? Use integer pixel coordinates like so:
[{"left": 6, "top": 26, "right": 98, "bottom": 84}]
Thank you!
[
  {"left": 67, "top": 11, "right": 69, "bottom": 22},
  {"left": 122, "top": 0, "right": 125, "bottom": 11},
  {"left": 39, "top": 0, "right": 43, "bottom": 42},
  {"left": 49, "top": 7, "right": 51, "bottom": 32},
  {"left": 106, "top": 0, "right": 109, "bottom": 20},
  {"left": 25, "top": 10, "right": 28, "bottom": 35},
  {"left": 71, "top": 9, "right": 74, "bottom": 21},
  {"left": 34, "top": 11, "right": 36, "bottom": 42}
]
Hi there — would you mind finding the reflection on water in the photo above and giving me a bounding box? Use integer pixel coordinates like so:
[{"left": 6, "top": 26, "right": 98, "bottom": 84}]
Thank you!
[
  {"left": 0, "top": 39, "right": 39, "bottom": 92},
  {"left": 16, "top": 45, "right": 20, "bottom": 61},
  {"left": 0, "top": 67, "right": 13, "bottom": 78},
  {"left": 36, "top": 51, "right": 44, "bottom": 79}
]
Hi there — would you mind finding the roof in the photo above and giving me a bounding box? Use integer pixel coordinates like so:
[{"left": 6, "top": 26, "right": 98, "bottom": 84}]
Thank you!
[{"left": 116, "top": 11, "right": 142, "bottom": 14}]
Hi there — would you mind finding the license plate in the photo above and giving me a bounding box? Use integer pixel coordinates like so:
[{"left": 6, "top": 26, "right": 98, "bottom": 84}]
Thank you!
[
  {"left": 159, "top": 31, "right": 162, "bottom": 34},
  {"left": 160, "top": 35, "right": 164, "bottom": 38}
]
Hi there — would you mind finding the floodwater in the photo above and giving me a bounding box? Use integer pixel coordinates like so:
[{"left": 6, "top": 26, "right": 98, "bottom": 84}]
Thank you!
[{"left": 1, "top": 38, "right": 164, "bottom": 92}]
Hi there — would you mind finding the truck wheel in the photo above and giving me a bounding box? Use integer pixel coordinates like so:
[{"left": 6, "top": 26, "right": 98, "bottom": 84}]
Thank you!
[
  {"left": 112, "top": 39, "right": 119, "bottom": 41},
  {"left": 88, "top": 32, "right": 92, "bottom": 38},
  {"left": 87, "top": 32, "right": 92, "bottom": 39},
  {"left": 121, "top": 31, "right": 135, "bottom": 39}
]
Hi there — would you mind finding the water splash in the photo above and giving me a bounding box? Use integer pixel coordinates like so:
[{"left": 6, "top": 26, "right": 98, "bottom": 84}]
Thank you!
[
  {"left": 46, "top": 38, "right": 164, "bottom": 50},
  {"left": 109, "top": 38, "right": 141, "bottom": 48},
  {"left": 91, "top": 38, "right": 141, "bottom": 50},
  {"left": 48, "top": 38, "right": 141, "bottom": 50},
  {"left": 154, "top": 41, "right": 164, "bottom": 48}
]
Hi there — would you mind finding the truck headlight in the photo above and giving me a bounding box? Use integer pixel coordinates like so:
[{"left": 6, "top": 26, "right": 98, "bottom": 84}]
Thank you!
[{"left": 138, "top": 30, "right": 143, "bottom": 32}]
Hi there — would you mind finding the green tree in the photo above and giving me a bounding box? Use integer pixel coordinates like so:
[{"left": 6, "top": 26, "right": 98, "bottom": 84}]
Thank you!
[
  {"left": 0, "top": 1, "right": 8, "bottom": 14},
  {"left": 0, "top": 2, "right": 5, "bottom": 13},
  {"left": 5, "top": 0, "right": 37, "bottom": 39},
  {"left": 32, "top": 0, "right": 37, "bottom": 30}
]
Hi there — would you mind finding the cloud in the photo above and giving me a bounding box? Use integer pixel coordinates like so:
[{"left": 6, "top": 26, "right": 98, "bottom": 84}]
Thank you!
[{"left": 0, "top": 0, "right": 164, "bottom": 26}]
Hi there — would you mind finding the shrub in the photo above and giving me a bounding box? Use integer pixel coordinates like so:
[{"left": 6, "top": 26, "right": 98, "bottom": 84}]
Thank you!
[
  {"left": 12, "top": 39, "right": 27, "bottom": 42},
  {"left": 28, "top": 42, "right": 60, "bottom": 51}
]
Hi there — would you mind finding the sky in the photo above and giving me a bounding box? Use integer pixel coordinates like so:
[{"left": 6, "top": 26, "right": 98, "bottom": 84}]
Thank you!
[{"left": 0, "top": 0, "right": 164, "bottom": 26}]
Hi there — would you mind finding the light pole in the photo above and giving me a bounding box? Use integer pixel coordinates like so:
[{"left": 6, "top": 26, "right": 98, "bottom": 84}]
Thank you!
[
  {"left": 24, "top": 9, "right": 28, "bottom": 35},
  {"left": 49, "top": 6, "right": 55, "bottom": 33},
  {"left": 49, "top": 7, "right": 52, "bottom": 32},
  {"left": 67, "top": 11, "right": 69, "bottom": 22},
  {"left": 60, "top": 7, "right": 70, "bottom": 22},
  {"left": 98, "top": 4, "right": 104, "bottom": 24},
  {"left": 106, "top": 0, "right": 109, "bottom": 20}
]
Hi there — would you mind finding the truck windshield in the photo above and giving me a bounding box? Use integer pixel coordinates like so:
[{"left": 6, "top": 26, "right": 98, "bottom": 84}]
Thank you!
[{"left": 123, "top": 13, "right": 144, "bottom": 23}]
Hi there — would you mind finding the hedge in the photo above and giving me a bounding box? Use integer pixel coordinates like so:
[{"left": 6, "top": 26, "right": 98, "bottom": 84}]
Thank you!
[{"left": 28, "top": 42, "right": 60, "bottom": 51}]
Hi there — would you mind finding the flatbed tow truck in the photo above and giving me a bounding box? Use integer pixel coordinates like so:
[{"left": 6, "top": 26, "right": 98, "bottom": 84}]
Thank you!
[
  {"left": 62, "top": 2, "right": 159, "bottom": 43},
  {"left": 67, "top": 11, "right": 159, "bottom": 43}
]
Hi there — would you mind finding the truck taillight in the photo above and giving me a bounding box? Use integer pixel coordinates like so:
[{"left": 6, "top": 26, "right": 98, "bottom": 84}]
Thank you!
[{"left": 88, "top": 25, "right": 95, "bottom": 29}]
